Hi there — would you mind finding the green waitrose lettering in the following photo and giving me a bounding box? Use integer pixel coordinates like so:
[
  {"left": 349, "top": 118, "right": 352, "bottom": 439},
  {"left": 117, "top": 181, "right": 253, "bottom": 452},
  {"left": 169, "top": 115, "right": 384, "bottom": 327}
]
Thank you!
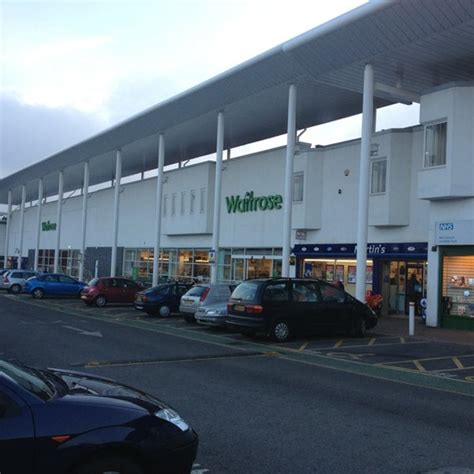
[{"left": 225, "top": 191, "right": 283, "bottom": 213}]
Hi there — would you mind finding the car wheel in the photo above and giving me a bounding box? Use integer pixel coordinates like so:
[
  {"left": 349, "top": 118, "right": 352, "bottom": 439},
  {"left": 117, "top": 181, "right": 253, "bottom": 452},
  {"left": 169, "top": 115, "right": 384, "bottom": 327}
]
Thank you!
[
  {"left": 353, "top": 317, "right": 367, "bottom": 338},
  {"left": 32, "top": 288, "right": 44, "bottom": 299},
  {"left": 95, "top": 296, "right": 107, "bottom": 308},
  {"left": 159, "top": 305, "right": 171, "bottom": 318},
  {"left": 270, "top": 320, "right": 291, "bottom": 343},
  {"left": 73, "top": 455, "right": 143, "bottom": 474},
  {"left": 9, "top": 284, "right": 21, "bottom": 294}
]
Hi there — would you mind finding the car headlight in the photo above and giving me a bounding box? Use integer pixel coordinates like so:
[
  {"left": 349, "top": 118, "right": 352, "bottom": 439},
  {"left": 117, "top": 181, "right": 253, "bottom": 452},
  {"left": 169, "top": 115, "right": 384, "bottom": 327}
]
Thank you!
[{"left": 155, "top": 408, "right": 189, "bottom": 432}]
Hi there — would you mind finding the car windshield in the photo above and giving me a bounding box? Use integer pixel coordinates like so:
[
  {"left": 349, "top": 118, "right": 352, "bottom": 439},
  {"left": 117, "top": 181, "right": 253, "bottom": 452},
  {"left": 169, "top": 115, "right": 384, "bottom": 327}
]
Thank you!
[
  {"left": 0, "top": 360, "right": 55, "bottom": 401},
  {"left": 88, "top": 278, "right": 99, "bottom": 287},
  {"left": 186, "top": 286, "right": 208, "bottom": 297},
  {"left": 231, "top": 282, "right": 259, "bottom": 302},
  {"left": 151, "top": 285, "right": 170, "bottom": 295}
]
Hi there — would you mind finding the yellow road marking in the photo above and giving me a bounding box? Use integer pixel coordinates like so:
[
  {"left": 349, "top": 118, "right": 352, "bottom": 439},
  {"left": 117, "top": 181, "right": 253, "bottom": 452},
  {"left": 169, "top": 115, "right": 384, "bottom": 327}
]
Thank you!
[
  {"left": 334, "top": 340, "right": 344, "bottom": 348},
  {"left": 85, "top": 353, "right": 269, "bottom": 368},
  {"left": 413, "top": 360, "right": 426, "bottom": 372},
  {"left": 452, "top": 357, "right": 465, "bottom": 370},
  {"left": 378, "top": 353, "right": 474, "bottom": 366},
  {"left": 367, "top": 338, "right": 376, "bottom": 346},
  {"left": 298, "top": 341, "right": 310, "bottom": 352}
]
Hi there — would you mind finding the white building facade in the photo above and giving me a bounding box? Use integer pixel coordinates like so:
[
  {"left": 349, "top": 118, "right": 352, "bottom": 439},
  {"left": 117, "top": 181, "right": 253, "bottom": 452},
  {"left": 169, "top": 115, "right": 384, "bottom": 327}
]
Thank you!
[{"left": 4, "top": 83, "right": 474, "bottom": 330}]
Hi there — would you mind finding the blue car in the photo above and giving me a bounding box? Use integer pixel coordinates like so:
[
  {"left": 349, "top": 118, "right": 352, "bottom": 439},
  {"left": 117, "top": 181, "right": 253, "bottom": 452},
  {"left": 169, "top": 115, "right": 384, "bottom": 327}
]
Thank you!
[
  {"left": 134, "top": 282, "right": 192, "bottom": 317},
  {"left": 0, "top": 359, "right": 198, "bottom": 474},
  {"left": 24, "top": 273, "right": 87, "bottom": 299}
]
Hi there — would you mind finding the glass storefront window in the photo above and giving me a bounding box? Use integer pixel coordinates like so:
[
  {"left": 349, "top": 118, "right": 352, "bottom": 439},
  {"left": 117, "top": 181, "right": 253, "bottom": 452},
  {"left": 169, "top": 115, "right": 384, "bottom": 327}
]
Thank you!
[
  {"left": 123, "top": 247, "right": 282, "bottom": 284},
  {"left": 442, "top": 255, "right": 474, "bottom": 318},
  {"left": 301, "top": 258, "right": 373, "bottom": 297},
  {"left": 38, "top": 249, "right": 55, "bottom": 273}
]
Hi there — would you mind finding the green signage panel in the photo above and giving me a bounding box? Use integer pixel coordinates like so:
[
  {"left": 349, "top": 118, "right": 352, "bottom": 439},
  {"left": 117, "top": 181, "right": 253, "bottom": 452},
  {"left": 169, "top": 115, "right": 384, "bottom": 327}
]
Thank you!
[{"left": 41, "top": 220, "right": 57, "bottom": 231}]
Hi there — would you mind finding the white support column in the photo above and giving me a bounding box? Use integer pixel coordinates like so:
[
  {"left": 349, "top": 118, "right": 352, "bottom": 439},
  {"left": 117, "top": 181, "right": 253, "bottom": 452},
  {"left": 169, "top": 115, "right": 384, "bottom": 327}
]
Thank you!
[
  {"left": 4, "top": 190, "right": 12, "bottom": 268},
  {"left": 355, "top": 64, "right": 374, "bottom": 301},
  {"left": 53, "top": 171, "right": 64, "bottom": 273},
  {"left": 34, "top": 179, "right": 43, "bottom": 271},
  {"left": 152, "top": 134, "right": 165, "bottom": 287},
  {"left": 282, "top": 84, "right": 297, "bottom": 277},
  {"left": 110, "top": 150, "right": 122, "bottom": 277},
  {"left": 210, "top": 112, "right": 224, "bottom": 283},
  {"left": 79, "top": 161, "right": 89, "bottom": 282},
  {"left": 17, "top": 185, "right": 26, "bottom": 269}
]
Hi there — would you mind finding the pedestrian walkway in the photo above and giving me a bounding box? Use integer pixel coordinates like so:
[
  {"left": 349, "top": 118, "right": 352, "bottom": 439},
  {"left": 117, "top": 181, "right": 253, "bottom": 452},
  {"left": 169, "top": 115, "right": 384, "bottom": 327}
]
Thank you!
[{"left": 376, "top": 315, "right": 474, "bottom": 347}]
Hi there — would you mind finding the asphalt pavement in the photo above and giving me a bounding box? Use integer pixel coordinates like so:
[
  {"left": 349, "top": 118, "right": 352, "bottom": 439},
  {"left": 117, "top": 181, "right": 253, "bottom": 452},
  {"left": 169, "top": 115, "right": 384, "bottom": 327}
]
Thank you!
[{"left": 1, "top": 292, "right": 474, "bottom": 474}]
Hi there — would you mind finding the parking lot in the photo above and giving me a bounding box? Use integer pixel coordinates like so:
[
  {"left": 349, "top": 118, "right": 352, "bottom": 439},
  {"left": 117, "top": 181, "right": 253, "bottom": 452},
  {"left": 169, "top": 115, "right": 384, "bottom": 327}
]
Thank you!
[
  {"left": 6, "top": 292, "right": 474, "bottom": 385},
  {"left": 3, "top": 290, "right": 474, "bottom": 473}
]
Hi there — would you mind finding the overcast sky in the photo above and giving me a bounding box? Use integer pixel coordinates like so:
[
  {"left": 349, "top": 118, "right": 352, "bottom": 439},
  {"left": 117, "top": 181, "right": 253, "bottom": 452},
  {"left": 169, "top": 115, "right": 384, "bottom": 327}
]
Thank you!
[{"left": 0, "top": 0, "right": 420, "bottom": 180}]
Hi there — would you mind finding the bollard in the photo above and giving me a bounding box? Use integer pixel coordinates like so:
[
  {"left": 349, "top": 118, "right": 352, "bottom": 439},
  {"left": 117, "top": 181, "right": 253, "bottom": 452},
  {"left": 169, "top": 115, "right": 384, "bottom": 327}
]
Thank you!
[{"left": 409, "top": 301, "right": 415, "bottom": 336}]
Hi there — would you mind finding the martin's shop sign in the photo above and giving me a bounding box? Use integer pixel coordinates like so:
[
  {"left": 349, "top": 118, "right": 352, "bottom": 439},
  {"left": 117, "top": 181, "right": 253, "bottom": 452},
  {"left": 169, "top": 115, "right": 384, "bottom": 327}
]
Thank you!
[
  {"left": 41, "top": 221, "right": 57, "bottom": 231},
  {"left": 293, "top": 242, "right": 428, "bottom": 259},
  {"left": 225, "top": 191, "right": 283, "bottom": 214}
]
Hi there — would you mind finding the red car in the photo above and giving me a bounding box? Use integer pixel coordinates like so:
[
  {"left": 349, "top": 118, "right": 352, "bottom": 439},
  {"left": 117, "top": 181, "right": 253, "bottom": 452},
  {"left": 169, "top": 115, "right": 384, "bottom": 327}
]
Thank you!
[{"left": 81, "top": 277, "right": 143, "bottom": 307}]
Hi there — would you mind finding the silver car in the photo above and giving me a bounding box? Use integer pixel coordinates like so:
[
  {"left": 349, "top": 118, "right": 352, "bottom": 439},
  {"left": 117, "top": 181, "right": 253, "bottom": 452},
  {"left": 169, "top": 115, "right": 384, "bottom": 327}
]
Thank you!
[
  {"left": 195, "top": 302, "right": 228, "bottom": 327},
  {"left": 1, "top": 270, "right": 39, "bottom": 294},
  {"left": 180, "top": 284, "right": 234, "bottom": 322}
]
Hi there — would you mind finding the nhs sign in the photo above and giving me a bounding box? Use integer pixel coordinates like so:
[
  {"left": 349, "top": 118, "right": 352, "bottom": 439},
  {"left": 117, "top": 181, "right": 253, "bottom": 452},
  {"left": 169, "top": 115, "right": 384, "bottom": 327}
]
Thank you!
[
  {"left": 438, "top": 223, "right": 454, "bottom": 231},
  {"left": 435, "top": 220, "right": 474, "bottom": 245}
]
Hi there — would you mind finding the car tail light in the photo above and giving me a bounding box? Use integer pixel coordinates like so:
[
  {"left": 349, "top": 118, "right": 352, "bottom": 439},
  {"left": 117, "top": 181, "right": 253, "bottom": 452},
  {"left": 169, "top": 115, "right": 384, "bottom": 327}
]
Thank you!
[
  {"left": 245, "top": 304, "right": 263, "bottom": 314},
  {"left": 200, "top": 287, "right": 210, "bottom": 302}
]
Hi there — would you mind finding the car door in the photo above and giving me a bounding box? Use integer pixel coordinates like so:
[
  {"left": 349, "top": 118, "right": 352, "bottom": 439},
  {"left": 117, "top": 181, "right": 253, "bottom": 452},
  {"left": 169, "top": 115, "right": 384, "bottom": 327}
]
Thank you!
[
  {"left": 0, "top": 386, "right": 36, "bottom": 474},
  {"left": 261, "top": 280, "right": 291, "bottom": 328},
  {"left": 121, "top": 280, "right": 139, "bottom": 303},
  {"left": 43, "top": 274, "right": 60, "bottom": 294},
  {"left": 317, "top": 282, "right": 348, "bottom": 329},
  {"left": 291, "top": 280, "right": 323, "bottom": 334},
  {"left": 58, "top": 275, "right": 80, "bottom": 296},
  {"left": 105, "top": 278, "right": 121, "bottom": 303}
]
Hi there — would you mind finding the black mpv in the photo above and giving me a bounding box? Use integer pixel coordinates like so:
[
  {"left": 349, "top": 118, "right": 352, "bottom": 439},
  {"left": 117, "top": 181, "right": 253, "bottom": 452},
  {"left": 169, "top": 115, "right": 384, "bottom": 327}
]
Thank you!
[{"left": 226, "top": 278, "right": 377, "bottom": 342}]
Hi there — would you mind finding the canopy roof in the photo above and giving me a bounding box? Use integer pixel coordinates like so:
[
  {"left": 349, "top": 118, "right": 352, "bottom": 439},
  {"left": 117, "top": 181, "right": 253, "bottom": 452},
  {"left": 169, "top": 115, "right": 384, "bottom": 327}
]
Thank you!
[{"left": 2, "top": 0, "right": 474, "bottom": 204}]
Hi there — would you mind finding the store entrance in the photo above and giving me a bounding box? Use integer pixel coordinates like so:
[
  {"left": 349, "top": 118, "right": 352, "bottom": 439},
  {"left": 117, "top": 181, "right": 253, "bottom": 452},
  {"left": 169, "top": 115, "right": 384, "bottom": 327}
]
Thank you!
[
  {"left": 405, "top": 263, "right": 425, "bottom": 314},
  {"left": 380, "top": 261, "right": 426, "bottom": 315},
  {"left": 231, "top": 257, "right": 281, "bottom": 281}
]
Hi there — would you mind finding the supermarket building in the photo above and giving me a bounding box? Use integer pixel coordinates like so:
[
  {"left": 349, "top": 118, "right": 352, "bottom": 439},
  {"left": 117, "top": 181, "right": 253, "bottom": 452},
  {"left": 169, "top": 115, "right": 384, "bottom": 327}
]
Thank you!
[{"left": 1, "top": 1, "right": 474, "bottom": 330}]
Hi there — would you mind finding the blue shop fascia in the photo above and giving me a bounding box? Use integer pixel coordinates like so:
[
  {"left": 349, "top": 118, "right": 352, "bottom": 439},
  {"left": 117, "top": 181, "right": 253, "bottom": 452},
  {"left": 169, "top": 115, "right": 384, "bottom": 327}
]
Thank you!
[{"left": 294, "top": 242, "right": 428, "bottom": 314}]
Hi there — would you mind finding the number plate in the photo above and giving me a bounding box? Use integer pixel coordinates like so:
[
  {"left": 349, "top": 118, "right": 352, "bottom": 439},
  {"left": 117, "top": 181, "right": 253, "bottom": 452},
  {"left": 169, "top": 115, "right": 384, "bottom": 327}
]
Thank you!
[
  {"left": 183, "top": 300, "right": 193, "bottom": 305},
  {"left": 234, "top": 304, "right": 245, "bottom": 312}
]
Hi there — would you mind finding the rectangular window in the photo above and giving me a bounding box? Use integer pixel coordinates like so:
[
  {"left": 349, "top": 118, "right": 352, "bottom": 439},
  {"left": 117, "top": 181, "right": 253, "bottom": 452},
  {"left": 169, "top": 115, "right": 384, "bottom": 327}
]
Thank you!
[
  {"left": 163, "top": 194, "right": 168, "bottom": 217},
  {"left": 171, "top": 193, "right": 177, "bottom": 216},
  {"left": 293, "top": 172, "right": 304, "bottom": 202},
  {"left": 370, "top": 159, "right": 387, "bottom": 194},
  {"left": 424, "top": 122, "right": 447, "bottom": 167},
  {"left": 190, "top": 190, "right": 196, "bottom": 214},
  {"left": 200, "top": 188, "right": 206, "bottom": 214},
  {"left": 180, "top": 191, "right": 186, "bottom": 215}
]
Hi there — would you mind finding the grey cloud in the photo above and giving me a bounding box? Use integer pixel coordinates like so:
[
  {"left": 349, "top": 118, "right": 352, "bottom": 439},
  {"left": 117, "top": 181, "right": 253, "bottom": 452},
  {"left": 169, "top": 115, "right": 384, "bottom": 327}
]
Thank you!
[{"left": 0, "top": 94, "right": 102, "bottom": 178}]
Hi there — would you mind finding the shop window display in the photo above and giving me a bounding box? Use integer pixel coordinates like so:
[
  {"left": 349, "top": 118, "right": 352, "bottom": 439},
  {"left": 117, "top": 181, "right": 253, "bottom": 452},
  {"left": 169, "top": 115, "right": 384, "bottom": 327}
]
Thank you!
[{"left": 442, "top": 255, "right": 474, "bottom": 318}]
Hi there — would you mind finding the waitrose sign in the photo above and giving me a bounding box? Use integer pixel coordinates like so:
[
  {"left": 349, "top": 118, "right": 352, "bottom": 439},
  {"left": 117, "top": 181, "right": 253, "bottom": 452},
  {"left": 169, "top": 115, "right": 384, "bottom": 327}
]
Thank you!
[
  {"left": 225, "top": 191, "right": 283, "bottom": 213},
  {"left": 42, "top": 220, "right": 57, "bottom": 231}
]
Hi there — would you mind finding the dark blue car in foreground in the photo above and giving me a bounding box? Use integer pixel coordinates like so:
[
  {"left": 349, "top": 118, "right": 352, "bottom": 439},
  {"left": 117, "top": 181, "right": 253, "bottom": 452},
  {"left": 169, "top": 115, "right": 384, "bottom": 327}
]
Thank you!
[
  {"left": 24, "top": 273, "right": 87, "bottom": 299},
  {"left": 134, "top": 283, "right": 192, "bottom": 317},
  {"left": 0, "top": 359, "right": 198, "bottom": 474}
]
